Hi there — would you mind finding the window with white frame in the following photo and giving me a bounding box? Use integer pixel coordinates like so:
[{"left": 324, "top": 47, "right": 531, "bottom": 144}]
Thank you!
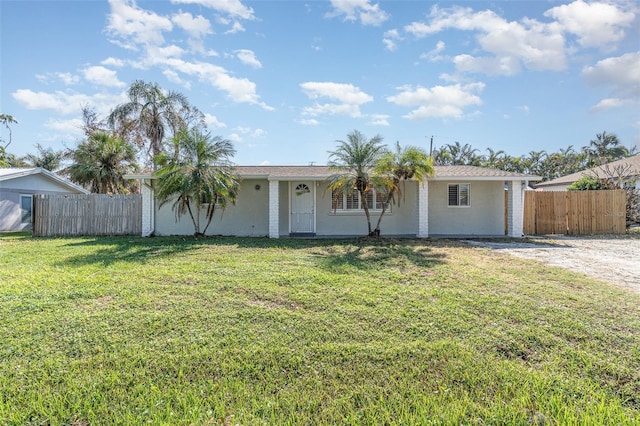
[
  {"left": 20, "top": 194, "right": 33, "bottom": 224},
  {"left": 332, "top": 188, "right": 389, "bottom": 211},
  {"left": 448, "top": 184, "right": 470, "bottom": 207}
]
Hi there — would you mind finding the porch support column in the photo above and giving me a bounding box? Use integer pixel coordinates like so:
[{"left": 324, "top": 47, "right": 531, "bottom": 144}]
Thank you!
[
  {"left": 141, "top": 179, "right": 154, "bottom": 237},
  {"left": 507, "top": 180, "right": 524, "bottom": 238},
  {"left": 417, "top": 181, "right": 429, "bottom": 238},
  {"left": 268, "top": 180, "right": 279, "bottom": 239}
]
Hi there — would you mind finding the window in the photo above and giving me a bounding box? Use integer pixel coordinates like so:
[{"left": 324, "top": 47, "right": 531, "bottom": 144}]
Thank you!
[
  {"left": 332, "top": 188, "right": 389, "bottom": 211},
  {"left": 448, "top": 184, "right": 470, "bottom": 207},
  {"left": 20, "top": 194, "right": 33, "bottom": 223}
]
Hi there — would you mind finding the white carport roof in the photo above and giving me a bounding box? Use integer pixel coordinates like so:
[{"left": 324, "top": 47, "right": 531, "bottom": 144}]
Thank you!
[{"left": 0, "top": 167, "right": 90, "bottom": 194}]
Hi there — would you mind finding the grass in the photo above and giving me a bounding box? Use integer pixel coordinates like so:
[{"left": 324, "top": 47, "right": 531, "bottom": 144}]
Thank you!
[{"left": 0, "top": 232, "right": 639, "bottom": 425}]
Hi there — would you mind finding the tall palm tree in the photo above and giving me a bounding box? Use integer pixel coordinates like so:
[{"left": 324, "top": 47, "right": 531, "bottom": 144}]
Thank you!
[
  {"left": 373, "top": 142, "right": 434, "bottom": 235},
  {"left": 155, "top": 128, "right": 239, "bottom": 237},
  {"left": 327, "top": 130, "right": 386, "bottom": 236},
  {"left": 66, "top": 132, "right": 138, "bottom": 194},
  {"left": 107, "top": 80, "right": 195, "bottom": 167}
]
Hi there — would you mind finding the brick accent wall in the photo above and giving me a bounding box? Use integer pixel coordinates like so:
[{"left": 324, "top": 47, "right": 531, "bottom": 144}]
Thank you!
[
  {"left": 141, "top": 181, "right": 154, "bottom": 237},
  {"left": 268, "top": 180, "right": 279, "bottom": 238},
  {"left": 417, "top": 181, "right": 429, "bottom": 238},
  {"left": 507, "top": 180, "right": 524, "bottom": 237}
]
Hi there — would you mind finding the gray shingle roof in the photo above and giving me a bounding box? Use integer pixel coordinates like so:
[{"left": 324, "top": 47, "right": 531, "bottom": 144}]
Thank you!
[
  {"left": 535, "top": 154, "right": 640, "bottom": 188},
  {"left": 127, "top": 165, "right": 540, "bottom": 181}
]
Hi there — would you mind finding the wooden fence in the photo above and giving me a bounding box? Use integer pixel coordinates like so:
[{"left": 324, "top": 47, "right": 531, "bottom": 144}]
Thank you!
[
  {"left": 523, "top": 190, "right": 626, "bottom": 235},
  {"left": 33, "top": 194, "right": 142, "bottom": 237}
]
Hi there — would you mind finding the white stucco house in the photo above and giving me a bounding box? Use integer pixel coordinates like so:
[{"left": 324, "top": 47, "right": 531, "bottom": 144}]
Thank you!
[
  {"left": 534, "top": 154, "right": 640, "bottom": 191},
  {"left": 127, "top": 165, "right": 540, "bottom": 239},
  {"left": 0, "top": 168, "right": 89, "bottom": 231}
]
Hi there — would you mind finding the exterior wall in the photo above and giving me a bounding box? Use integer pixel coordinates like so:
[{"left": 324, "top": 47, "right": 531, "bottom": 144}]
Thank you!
[
  {"left": 154, "top": 178, "right": 269, "bottom": 236},
  {"left": 0, "top": 175, "right": 83, "bottom": 231},
  {"left": 537, "top": 184, "right": 570, "bottom": 191},
  {"left": 428, "top": 180, "right": 505, "bottom": 237},
  {"left": 314, "top": 181, "right": 418, "bottom": 237}
]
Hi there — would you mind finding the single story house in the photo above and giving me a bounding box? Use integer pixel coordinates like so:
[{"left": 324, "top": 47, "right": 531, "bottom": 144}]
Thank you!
[
  {"left": 0, "top": 167, "right": 89, "bottom": 231},
  {"left": 127, "top": 165, "right": 540, "bottom": 238},
  {"left": 535, "top": 154, "right": 640, "bottom": 191}
]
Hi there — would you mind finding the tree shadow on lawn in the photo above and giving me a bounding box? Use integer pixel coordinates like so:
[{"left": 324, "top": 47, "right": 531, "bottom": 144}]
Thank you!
[
  {"left": 309, "top": 238, "right": 448, "bottom": 271},
  {"left": 56, "top": 235, "right": 448, "bottom": 269}
]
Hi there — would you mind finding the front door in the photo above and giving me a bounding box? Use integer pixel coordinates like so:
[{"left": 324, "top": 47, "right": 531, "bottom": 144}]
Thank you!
[{"left": 290, "top": 182, "right": 314, "bottom": 233}]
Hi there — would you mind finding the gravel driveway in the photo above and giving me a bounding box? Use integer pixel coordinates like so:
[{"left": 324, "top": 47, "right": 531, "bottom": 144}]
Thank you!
[{"left": 465, "top": 236, "right": 640, "bottom": 293}]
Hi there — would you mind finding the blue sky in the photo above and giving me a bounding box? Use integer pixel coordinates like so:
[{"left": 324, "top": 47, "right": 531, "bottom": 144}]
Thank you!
[{"left": 1, "top": 0, "right": 639, "bottom": 166}]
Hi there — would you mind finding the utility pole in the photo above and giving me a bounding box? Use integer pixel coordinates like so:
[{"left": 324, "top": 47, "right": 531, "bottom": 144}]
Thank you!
[{"left": 429, "top": 136, "right": 434, "bottom": 158}]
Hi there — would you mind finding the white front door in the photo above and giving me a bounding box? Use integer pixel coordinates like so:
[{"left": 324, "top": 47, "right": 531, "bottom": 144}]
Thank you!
[{"left": 290, "top": 182, "right": 314, "bottom": 233}]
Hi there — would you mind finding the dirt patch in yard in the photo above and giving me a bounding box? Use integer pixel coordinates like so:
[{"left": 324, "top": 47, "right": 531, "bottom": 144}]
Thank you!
[{"left": 465, "top": 236, "right": 640, "bottom": 293}]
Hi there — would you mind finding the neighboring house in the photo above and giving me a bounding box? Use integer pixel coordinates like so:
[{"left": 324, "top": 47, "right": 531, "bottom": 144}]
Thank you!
[
  {"left": 534, "top": 154, "right": 640, "bottom": 191},
  {"left": 0, "top": 168, "right": 89, "bottom": 231},
  {"left": 127, "top": 165, "right": 540, "bottom": 238}
]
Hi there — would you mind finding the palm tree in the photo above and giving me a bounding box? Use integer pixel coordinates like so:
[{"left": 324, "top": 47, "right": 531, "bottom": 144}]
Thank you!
[
  {"left": 155, "top": 128, "right": 239, "bottom": 237},
  {"left": 483, "top": 148, "right": 505, "bottom": 169},
  {"left": 107, "top": 80, "right": 196, "bottom": 167},
  {"left": 23, "top": 144, "right": 65, "bottom": 172},
  {"left": 584, "top": 131, "right": 629, "bottom": 167},
  {"left": 327, "top": 130, "right": 386, "bottom": 236},
  {"left": 66, "top": 132, "right": 138, "bottom": 193},
  {"left": 373, "top": 142, "right": 434, "bottom": 235}
]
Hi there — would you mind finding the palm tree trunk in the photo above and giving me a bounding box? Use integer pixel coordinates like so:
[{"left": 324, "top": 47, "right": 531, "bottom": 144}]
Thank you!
[{"left": 373, "top": 191, "right": 395, "bottom": 234}]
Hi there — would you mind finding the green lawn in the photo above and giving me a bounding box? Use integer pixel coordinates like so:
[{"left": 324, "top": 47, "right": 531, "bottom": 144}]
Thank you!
[{"left": 1, "top": 233, "right": 639, "bottom": 425}]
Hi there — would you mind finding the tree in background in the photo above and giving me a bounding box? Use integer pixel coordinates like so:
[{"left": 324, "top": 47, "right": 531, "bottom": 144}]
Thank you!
[
  {"left": 584, "top": 131, "right": 630, "bottom": 167},
  {"left": 66, "top": 132, "right": 138, "bottom": 194},
  {"left": 327, "top": 130, "right": 386, "bottom": 236},
  {"left": 373, "top": 142, "right": 434, "bottom": 235},
  {"left": 0, "top": 114, "right": 19, "bottom": 167},
  {"left": 107, "top": 80, "right": 201, "bottom": 167},
  {"left": 23, "top": 144, "right": 65, "bottom": 172},
  {"left": 155, "top": 128, "right": 239, "bottom": 237}
]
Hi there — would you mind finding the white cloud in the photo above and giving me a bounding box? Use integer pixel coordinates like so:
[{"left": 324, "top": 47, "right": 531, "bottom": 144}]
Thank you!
[
  {"left": 383, "top": 29, "right": 401, "bottom": 51},
  {"left": 172, "top": 12, "right": 211, "bottom": 38},
  {"left": 171, "top": 0, "right": 255, "bottom": 20},
  {"left": 12, "top": 89, "right": 127, "bottom": 116},
  {"left": 518, "top": 105, "right": 530, "bottom": 115},
  {"left": 368, "top": 114, "right": 390, "bottom": 126},
  {"left": 163, "top": 69, "right": 191, "bottom": 89},
  {"left": 453, "top": 54, "right": 521, "bottom": 76},
  {"left": 101, "top": 57, "right": 125, "bottom": 67},
  {"left": 36, "top": 72, "right": 81, "bottom": 85},
  {"left": 583, "top": 52, "right": 640, "bottom": 111},
  {"left": 300, "top": 82, "right": 373, "bottom": 105},
  {"left": 203, "top": 113, "right": 226, "bottom": 129},
  {"left": 260, "top": 160, "right": 271, "bottom": 165},
  {"left": 235, "top": 49, "right": 262, "bottom": 68},
  {"left": 299, "top": 118, "right": 319, "bottom": 126},
  {"left": 300, "top": 82, "right": 373, "bottom": 118},
  {"left": 405, "top": 5, "right": 567, "bottom": 74},
  {"left": 545, "top": 0, "right": 635, "bottom": 48},
  {"left": 225, "top": 21, "right": 245, "bottom": 34},
  {"left": 106, "top": 0, "right": 173, "bottom": 49},
  {"left": 228, "top": 133, "right": 242, "bottom": 142},
  {"left": 252, "top": 128, "right": 266, "bottom": 138},
  {"left": 386, "top": 82, "right": 485, "bottom": 120},
  {"left": 420, "top": 40, "right": 446, "bottom": 62},
  {"left": 44, "top": 118, "right": 84, "bottom": 134},
  {"left": 327, "top": 0, "right": 389, "bottom": 26},
  {"left": 83, "top": 66, "right": 126, "bottom": 88}
]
